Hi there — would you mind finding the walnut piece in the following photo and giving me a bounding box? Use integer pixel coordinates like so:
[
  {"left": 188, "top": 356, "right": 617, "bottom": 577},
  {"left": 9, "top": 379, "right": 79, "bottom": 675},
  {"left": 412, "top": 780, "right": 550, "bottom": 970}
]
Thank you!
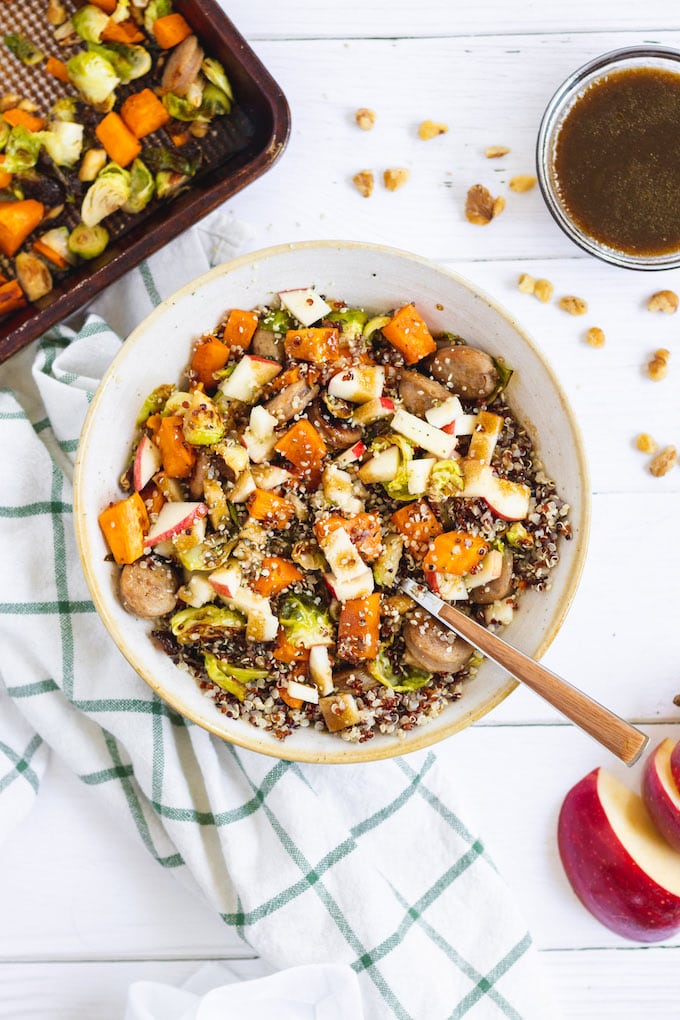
[
  {"left": 485, "top": 145, "right": 510, "bottom": 158},
  {"left": 465, "top": 184, "right": 503, "bottom": 225},
  {"left": 558, "top": 295, "right": 588, "bottom": 315},
  {"left": 533, "top": 278, "right": 554, "bottom": 303},
  {"left": 648, "top": 348, "right": 670, "bottom": 380},
  {"left": 383, "top": 168, "right": 409, "bottom": 191},
  {"left": 355, "top": 107, "right": 376, "bottom": 131},
  {"left": 636, "top": 433, "right": 658, "bottom": 454},
  {"left": 352, "top": 170, "right": 374, "bottom": 198},
  {"left": 517, "top": 273, "right": 536, "bottom": 294},
  {"left": 509, "top": 174, "right": 537, "bottom": 193},
  {"left": 46, "top": 0, "right": 67, "bottom": 25},
  {"left": 649, "top": 445, "right": 677, "bottom": 476},
  {"left": 418, "top": 120, "right": 448, "bottom": 140},
  {"left": 585, "top": 326, "right": 605, "bottom": 348},
  {"left": 647, "top": 289, "right": 678, "bottom": 314}
]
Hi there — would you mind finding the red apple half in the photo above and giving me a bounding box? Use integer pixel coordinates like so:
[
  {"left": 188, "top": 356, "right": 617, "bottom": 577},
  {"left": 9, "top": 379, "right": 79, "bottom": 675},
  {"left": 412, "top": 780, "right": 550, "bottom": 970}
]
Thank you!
[
  {"left": 558, "top": 767, "right": 680, "bottom": 942},
  {"left": 133, "top": 434, "right": 161, "bottom": 491},
  {"left": 642, "top": 739, "right": 680, "bottom": 853}
]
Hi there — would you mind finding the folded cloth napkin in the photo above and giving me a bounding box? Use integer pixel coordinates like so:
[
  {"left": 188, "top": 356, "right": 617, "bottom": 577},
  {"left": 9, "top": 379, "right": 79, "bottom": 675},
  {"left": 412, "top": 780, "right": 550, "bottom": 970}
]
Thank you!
[
  {"left": 0, "top": 215, "right": 554, "bottom": 1020},
  {"left": 126, "top": 962, "right": 364, "bottom": 1020}
]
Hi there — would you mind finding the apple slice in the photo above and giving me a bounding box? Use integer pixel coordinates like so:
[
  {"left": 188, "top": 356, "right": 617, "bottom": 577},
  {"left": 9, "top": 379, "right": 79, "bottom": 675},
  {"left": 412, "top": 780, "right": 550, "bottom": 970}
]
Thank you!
[
  {"left": 466, "top": 410, "right": 504, "bottom": 465},
  {"left": 642, "top": 739, "right": 680, "bottom": 853},
  {"left": 465, "top": 548, "right": 503, "bottom": 590},
  {"left": 451, "top": 414, "right": 477, "bottom": 437},
  {"left": 320, "top": 527, "right": 368, "bottom": 582},
  {"left": 322, "top": 464, "right": 363, "bottom": 515},
  {"left": 287, "top": 679, "right": 320, "bottom": 704},
  {"left": 309, "top": 645, "right": 334, "bottom": 695},
  {"left": 251, "top": 464, "right": 293, "bottom": 490},
  {"left": 672, "top": 741, "right": 680, "bottom": 791},
  {"left": 133, "top": 434, "right": 161, "bottom": 491},
  {"left": 328, "top": 366, "right": 385, "bottom": 403},
  {"left": 391, "top": 408, "right": 457, "bottom": 460},
  {"left": 357, "top": 446, "right": 400, "bottom": 484},
  {"left": 324, "top": 569, "right": 374, "bottom": 602},
  {"left": 229, "top": 470, "right": 257, "bottom": 503},
  {"left": 278, "top": 287, "right": 331, "bottom": 327},
  {"left": 352, "top": 396, "right": 395, "bottom": 426},
  {"left": 144, "top": 501, "right": 207, "bottom": 547},
  {"left": 424, "top": 396, "right": 464, "bottom": 430},
  {"left": 462, "top": 461, "right": 530, "bottom": 521},
  {"left": 406, "top": 457, "right": 436, "bottom": 495},
  {"left": 333, "top": 440, "right": 366, "bottom": 468},
  {"left": 219, "top": 354, "right": 281, "bottom": 403},
  {"left": 425, "top": 569, "right": 468, "bottom": 601},
  {"left": 208, "top": 563, "right": 243, "bottom": 599},
  {"left": 558, "top": 767, "right": 680, "bottom": 942}
]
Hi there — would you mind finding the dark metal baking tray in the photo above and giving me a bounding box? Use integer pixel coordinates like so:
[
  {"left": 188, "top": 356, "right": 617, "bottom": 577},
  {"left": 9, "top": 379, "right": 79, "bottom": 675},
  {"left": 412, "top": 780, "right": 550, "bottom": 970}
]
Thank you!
[{"left": 0, "top": 0, "right": 290, "bottom": 363}]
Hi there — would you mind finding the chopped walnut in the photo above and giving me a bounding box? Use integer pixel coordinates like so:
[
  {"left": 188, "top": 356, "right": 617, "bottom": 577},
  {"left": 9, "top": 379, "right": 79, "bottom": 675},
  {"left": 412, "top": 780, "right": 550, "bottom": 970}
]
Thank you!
[
  {"left": 352, "top": 170, "right": 374, "bottom": 198},
  {"left": 0, "top": 94, "right": 20, "bottom": 113},
  {"left": 509, "top": 174, "right": 537, "bottom": 193},
  {"left": 418, "top": 119, "right": 448, "bottom": 140},
  {"left": 558, "top": 295, "right": 588, "bottom": 315},
  {"left": 649, "top": 445, "right": 677, "bottom": 476},
  {"left": 648, "top": 348, "right": 670, "bottom": 380},
  {"left": 17, "top": 98, "right": 39, "bottom": 113},
  {"left": 355, "top": 107, "right": 376, "bottom": 131},
  {"left": 46, "top": 0, "right": 67, "bottom": 25},
  {"left": 585, "top": 326, "right": 605, "bottom": 348},
  {"left": 485, "top": 145, "right": 510, "bottom": 158},
  {"left": 383, "top": 168, "right": 409, "bottom": 191},
  {"left": 518, "top": 273, "right": 536, "bottom": 295},
  {"left": 492, "top": 195, "right": 506, "bottom": 218},
  {"left": 465, "top": 184, "right": 503, "bottom": 225},
  {"left": 647, "top": 289, "right": 678, "bottom": 314},
  {"left": 533, "top": 278, "right": 554, "bottom": 303},
  {"left": 636, "top": 433, "right": 658, "bottom": 454}
]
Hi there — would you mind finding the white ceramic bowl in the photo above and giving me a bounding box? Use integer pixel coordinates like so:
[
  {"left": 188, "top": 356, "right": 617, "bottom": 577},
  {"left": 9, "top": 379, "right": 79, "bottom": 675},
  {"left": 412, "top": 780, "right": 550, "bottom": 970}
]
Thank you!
[{"left": 74, "top": 240, "right": 590, "bottom": 764}]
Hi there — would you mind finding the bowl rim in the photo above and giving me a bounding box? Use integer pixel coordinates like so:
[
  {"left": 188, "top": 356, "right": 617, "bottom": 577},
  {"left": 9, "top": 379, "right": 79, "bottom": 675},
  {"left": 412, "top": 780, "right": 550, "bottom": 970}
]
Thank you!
[
  {"left": 73, "top": 239, "right": 591, "bottom": 764},
  {"left": 536, "top": 44, "right": 680, "bottom": 271}
]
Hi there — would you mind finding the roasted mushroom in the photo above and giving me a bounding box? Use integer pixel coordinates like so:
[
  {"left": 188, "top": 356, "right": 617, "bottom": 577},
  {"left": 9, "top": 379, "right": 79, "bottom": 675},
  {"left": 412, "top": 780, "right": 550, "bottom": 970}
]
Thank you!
[
  {"left": 402, "top": 610, "right": 473, "bottom": 673},
  {"left": 429, "top": 345, "right": 499, "bottom": 401},
  {"left": 468, "top": 548, "right": 515, "bottom": 605},
  {"left": 161, "top": 35, "right": 204, "bottom": 98},
  {"left": 398, "top": 368, "right": 452, "bottom": 415}
]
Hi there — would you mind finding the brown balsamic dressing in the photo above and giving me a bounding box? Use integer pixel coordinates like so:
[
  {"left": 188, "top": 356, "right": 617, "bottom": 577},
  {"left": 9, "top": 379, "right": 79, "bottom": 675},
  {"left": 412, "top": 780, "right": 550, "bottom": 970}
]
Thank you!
[{"left": 554, "top": 67, "right": 680, "bottom": 256}]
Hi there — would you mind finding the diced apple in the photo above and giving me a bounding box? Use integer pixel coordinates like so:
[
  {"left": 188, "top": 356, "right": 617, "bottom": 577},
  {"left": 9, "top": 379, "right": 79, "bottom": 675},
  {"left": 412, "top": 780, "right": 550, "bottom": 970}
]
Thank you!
[
  {"left": 322, "top": 464, "right": 364, "bottom": 515},
  {"left": 245, "top": 605, "right": 279, "bottom": 643},
  {"left": 453, "top": 414, "right": 478, "bottom": 436},
  {"left": 466, "top": 410, "right": 504, "bottom": 464},
  {"left": 319, "top": 692, "right": 361, "bottom": 731},
  {"left": 465, "top": 548, "right": 504, "bottom": 590},
  {"left": 642, "top": 739, "right": 680, "bottom": 853},
  {"left": 278, "top": 287, "right": 332, "bottom": 327},
  {"left": 287, "top": 679, "right": 320, "bottom": 704},
  {"left": 177, "top": 573, "right": 216, "bottom": 608},
  {"left": 391, "top": 408, "right": 457, "bottom": 460},
  {"left": 219, "top": 443, "right": 249, "bottom": 475},
  {"left": 558, "top": 767, "right": 680, "bottom": 942},
  {"left": 424, "top": 396, "right": 464, "bottom": 430},
  {"left": 208, "top": 563, "right": 243, "bottom": 599},
  {"left": 324, "top": 569, "right": 374, "bottom": 601},
  {"left": 328, "top": 366, "right": 385, "bottom": 403},
  {"left": 352, "top": 397, "right": 395, "bottom": 426},
  {"left": 229, "top": 470, "right": 257, "bottom": 503},
  {"left": 249, "top": 404, "right": 278, "bottom": 439},
  {"left": 462, "top": 461, "right": 531, "bottom": 521},
  {"left": 425, "top": 569, "right": 468, "bottom": 601},
  {"left": 320, "top": 527, "right": 368, "bottom": 582},
  {"left": 406, "top": 457, "right": 436, "bottom": 495},
  {"left": 483, "top": 598, "right": 515, "bottom": 626},
  {"left": 309, "top": 645, "right": 334, "bottom": 695},
  {"left": 251, "top": 464, "right": 293, "bottom": 490},
  {"left": 133, "top": 434, "right": 162, "bottom": 491},
  {"left": 357, "top": 446, "right": 401, "bottom": 484},
  {"left": 144, "top": 501, "right": 208, "bottom": 547},
  {"left": 219, "top": 354, "right": 281, "bottom": 403},
  {"left": 333, "top": 440, "right": 366, "bottom": 468}
]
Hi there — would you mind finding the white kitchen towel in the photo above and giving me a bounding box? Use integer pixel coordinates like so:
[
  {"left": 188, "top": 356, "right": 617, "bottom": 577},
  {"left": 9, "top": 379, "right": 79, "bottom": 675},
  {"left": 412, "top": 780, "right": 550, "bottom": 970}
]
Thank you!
[{"left": 0, "top": 216, "right": 555, "bottom": 1020}]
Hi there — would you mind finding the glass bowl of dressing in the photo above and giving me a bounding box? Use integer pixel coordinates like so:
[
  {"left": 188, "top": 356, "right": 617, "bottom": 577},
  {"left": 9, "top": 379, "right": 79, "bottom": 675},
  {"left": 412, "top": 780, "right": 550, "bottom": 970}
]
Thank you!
[{"left": 536, "top": 46, "right": 680, "bottom": 269}]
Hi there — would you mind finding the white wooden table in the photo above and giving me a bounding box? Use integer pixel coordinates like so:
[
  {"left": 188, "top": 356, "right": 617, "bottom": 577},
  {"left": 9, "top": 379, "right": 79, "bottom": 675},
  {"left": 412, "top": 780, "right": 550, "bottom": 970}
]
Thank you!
[{"left": 2, "top": 2, "right": 680, "bottom": 1016}]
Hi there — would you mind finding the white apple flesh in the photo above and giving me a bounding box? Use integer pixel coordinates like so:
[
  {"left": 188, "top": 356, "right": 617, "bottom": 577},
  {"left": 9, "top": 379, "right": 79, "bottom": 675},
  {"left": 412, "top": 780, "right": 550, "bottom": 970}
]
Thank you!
[
  {"left": 328, "top": 366, "right": 385, "bottom": 403},
  {"left": 286, "top": 679, "right": 320, "bottom": 704},
  {"left": 133, "top": 434, "right": 162, "bottom": 491},
  {"left": 320, "top": 527, "right": 368, "bottom": 582},
  {"left": 406, "top": 457, "right": 436, "bottom": 495},
  {"left": 391, "top": 408, "right": 457, "bottom": 460},
  {"left": 208, "top": 563, "right": 243, "bottom": 599},
  {"left": 642, "top": 739, "right": 680, "bottom": 853},
  {"left": 424, "top": 396, "right": 464, "bottom": 430},
  {"left": 462, "top": 461, "right": 530, "bottom": 521},
  {"left": 352, "top": 396, "right": 395, "bottom": 426},
  {"left": 309, "top": 645, "right": 334, "bottom": 695},
  {"left": 357, "top": 446, "right": 400, "bottom": 484},
  {"left": 466, "top": 410, "right": 504, "bottom": 465},
  {"left": 144, "top": 501, "right": 208, "bottom": 547},
  {"left": 278, "top": 287, "right": 331, "bottom": 327},
  {"left": 558, "top": 767, "right": 680, "bottom": 942},
  {"left": 333, "top": 440, "right": 366, "bottom": 468},
  {"left": 219, "top": 355, "right": 281, "bottom": 403},
  {"left": 324, "top": 569, "right": 374, "bottom": 601}
]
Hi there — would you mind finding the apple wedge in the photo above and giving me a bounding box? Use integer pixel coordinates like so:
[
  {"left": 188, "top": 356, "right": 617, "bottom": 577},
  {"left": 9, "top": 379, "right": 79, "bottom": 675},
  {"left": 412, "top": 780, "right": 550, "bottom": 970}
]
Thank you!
[
  {"left": 328, "top": 366, "right": 385, "bottom": 403},
  {"left": 466, "top": 410, "right": 504, "bottom": 465},
  {"left": 333, "top": 440, "right": 366, "bottom": 469},
  {"left": 462, "top": 461, "right": 530, "bottom": 521},
  {"left": 144, "top": 501, "right": 207, "bottom": 547},
  {"left": 642, "top": 739, "right": 680, "bottom": 852},
  {"left": 219, "top": 354, "right": 281, "bottom": 403},
  {"left": 133, "top": 434, "right": 161, "bottom": 491},
  {"left": 357, "top": 446, "right": 400, "bottom": 484},
  {"left": 352, "top": 397, "right": 395, "bottom": 426},
  {"left": 278, "top": 287, "right": 331, "bottom": 327},
  {"left": 558, "top": 767, "right": 680, "bottom": 942}
]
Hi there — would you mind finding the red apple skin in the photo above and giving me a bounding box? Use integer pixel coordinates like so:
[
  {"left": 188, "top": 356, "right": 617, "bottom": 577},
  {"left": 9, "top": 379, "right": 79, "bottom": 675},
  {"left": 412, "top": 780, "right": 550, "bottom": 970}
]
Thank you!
[
  {"left": 558, "top": 768, "right": 680, "bottom": 942},
  {"left": 642, "top": 740, "right": 680, "bottom": 853},
  {"left": 671, "top": 740, "right": 680, "bottom": 791}
]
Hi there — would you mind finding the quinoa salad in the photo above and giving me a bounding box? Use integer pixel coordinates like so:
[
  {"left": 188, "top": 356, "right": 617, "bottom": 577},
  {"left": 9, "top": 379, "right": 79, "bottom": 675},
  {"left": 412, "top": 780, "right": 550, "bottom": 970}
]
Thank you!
[{"left": 98, "top": 287, "right": 572, "bottom": 743}]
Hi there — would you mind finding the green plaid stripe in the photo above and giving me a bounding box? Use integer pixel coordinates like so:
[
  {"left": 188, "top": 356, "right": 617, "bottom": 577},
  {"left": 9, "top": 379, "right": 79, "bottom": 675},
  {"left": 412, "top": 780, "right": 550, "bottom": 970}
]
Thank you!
[{"left": 0, "top": 734, "right": 43, "bottom": 794}]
